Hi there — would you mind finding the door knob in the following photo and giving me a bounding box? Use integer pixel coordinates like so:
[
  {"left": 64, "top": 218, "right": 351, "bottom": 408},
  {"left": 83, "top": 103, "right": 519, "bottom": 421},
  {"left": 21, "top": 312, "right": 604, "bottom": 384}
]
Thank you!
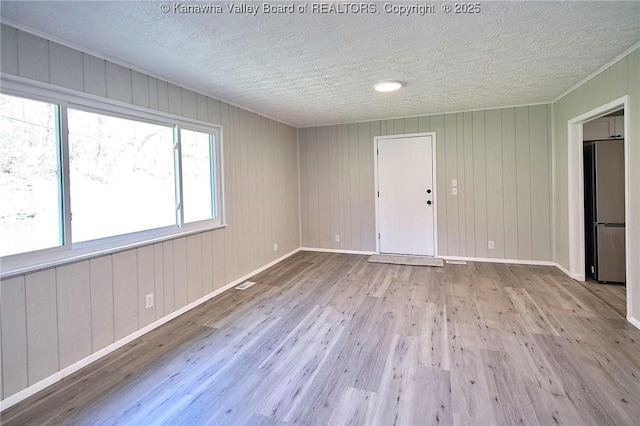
[
  {"left": 427, "top": 189, "right": 432, "bottom": 194},
  {"left": 427, "top": 200, "right": 432, "bottom": 205}
]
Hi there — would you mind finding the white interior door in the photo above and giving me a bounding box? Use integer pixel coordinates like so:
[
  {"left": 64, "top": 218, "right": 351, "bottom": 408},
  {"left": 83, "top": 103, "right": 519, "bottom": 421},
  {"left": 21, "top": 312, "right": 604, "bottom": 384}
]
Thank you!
[{"left": 377, "top": 136, "right": 434, "bottom": 256}]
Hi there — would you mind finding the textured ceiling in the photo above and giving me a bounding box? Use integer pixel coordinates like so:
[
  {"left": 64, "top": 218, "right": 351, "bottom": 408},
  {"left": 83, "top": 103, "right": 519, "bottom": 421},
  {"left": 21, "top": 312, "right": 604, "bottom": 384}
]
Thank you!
[{"left": 1, "top": 1, "right": 639, "bottom": 127}]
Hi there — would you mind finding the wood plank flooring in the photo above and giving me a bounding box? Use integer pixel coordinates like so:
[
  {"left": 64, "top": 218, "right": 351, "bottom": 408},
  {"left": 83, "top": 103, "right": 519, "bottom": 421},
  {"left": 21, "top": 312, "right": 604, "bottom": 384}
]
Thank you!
[{"left": 2, "top": 252, "right": 639, "bottom": 425}]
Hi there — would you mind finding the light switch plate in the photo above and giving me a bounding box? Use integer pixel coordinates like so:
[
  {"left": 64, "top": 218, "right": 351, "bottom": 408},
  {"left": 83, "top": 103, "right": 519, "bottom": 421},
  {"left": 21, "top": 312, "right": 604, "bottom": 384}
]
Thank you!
[
  {"left": 452, "top": 179, "right": 457, "bottom": 187},
  {"left": 452, "top": 187, "right": 458, "bottom": 195}
]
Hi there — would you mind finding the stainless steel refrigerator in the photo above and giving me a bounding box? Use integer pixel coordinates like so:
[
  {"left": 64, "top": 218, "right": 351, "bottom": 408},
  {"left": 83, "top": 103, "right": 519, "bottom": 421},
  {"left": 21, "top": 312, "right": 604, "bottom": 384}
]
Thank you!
[{"left": 584, "top": 139, "right": 626, "bottom": 283}]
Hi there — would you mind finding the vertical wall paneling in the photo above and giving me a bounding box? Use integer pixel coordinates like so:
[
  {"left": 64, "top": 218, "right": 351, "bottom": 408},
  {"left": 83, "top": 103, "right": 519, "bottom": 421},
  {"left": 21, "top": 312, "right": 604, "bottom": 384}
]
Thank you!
[
  {"left": 501, "top": 108, "right": 519, "bottom": 259},
  {"left": 220, "top": 102, "right": 235, "bottom": 282},
  {"left": 25, "top": 270, "right": 58, "bottom": 385},
  {"left": 248, "top": 112, "right": 260, "bottom": 270},
  {"left": 49, "top": 43, "right": 83, "bottom": 91},
  {"left": 306, "top": 127, "right": 320, "bottom": 247},
  {"left": 444, "top": 114, "right": 459, "bottom": 256},
  {"left": 529, "top": 105, "right": 551, "bottom": 261},
  {"left": 17, "top": 30, "right": 49, "bottom": 83},
  {"left": 1, "top": 276, "right": 28, "bottom": 396},
  {"left": 299, "top": 106, "right": 552, "bottom": 261},
  {"left": 472, "top": 111, "right": 489, "bottom": 257},
  {"left": 152, "top": 244, "right": 165, "bottom": 320},
  {"left": 186, "top": 234, "right": 203, "bottom": 303},
  {"left": 327, "top": 126, "right": 339, "bottom": 249},
  {"left": 233, "top": 107, "right": 244, "bottom": 273},
  {"left": 137, "top": 245, "right": 156, "bottom": 328},
  {"left": 462, "top": 112, "right": 475, "bottom": 256},
  {"left": 405, "top": 117, "right": 419, "bottom": 134},
  {"left": 341, "top": 125, "right": 352, "bottom": 248},
  {"left": 112, "top": 251, "right": 138, "bottom": 340},
  {"left": 212, "top": 231, "right": 226, "bottom": 291},
  {"left": 358, "top": 122, "right": 374, "bottom": 250},
  {"left": 261, "top": 116, "right": 272, "bottom": 259},
  {"left": 455, "top": 113, "right": 467, "bottom": 256},
  {"left": 515, "top": 108, "right": 533, "bottom": 259},
  {"left": 269, "top": 119, "right": 279, "bottom": 258},
  {"left": 167, "top": 83, "right": 182, "bottom": 116},
  {"left": 197, "top": 93, "right": 208, "bottom": 122},
  {"left": 89, "top": 256, "right": 115, "bottom": 351},
  {"left": 173, "top": 237, "right": 188, "bottom": 309},
  {"left": 418, "top": 116, "right": 430, "bottom": 133},
  {"left": 317, "top": 126, "right": 331, "bottom": 249},
  {"left": 148, "top": 77, "right": 159, "bottom": 111},
  {"left": 162, "top": 240, "right": 175, "bottom": 315},
  {"left": 0, "top": 24, "right": 18, "bottom": 74},
  {"left": 393, "top": 118, "right": 405, "bottom": 134},
  {"left": 485, "top": 109, "right": 505, "bottom": 258},
  {"left": 335, "top": 125, "right": 345, "bottom": 248},
  {"left": 181, "top": 88, "right": 198, "bottom": 120},
  {"left": 82, "top": 54, "right": 107, "bottom": 97},
  {"left": 56, "top": 262, "right": 92, "bottom": 369},
  {"left": 236, "top": 107, "right": 247, "bottom": 276},
  {"left": 232, "top": 105, "right": 243, "bottom": 280},
  {"left": 201, "top": 231, "right": 214, "bottom": 295},
  {"left": 157, "top": 79, "right": 169, "bottom": 113},
  {"left": 208, "top": 97, "right": 221, "bottom": 124},
  {"left": 131, "top": 70, "right": 150, "bottom": 108},
  {"left": 105, "top": 62, "right": 132, "bottom": 104},
  {"left": 348, "top": 124, "right": 361, "bottom": 250},
  {"left": 259, "top": 114, "right": 267, "bottom": 266}
]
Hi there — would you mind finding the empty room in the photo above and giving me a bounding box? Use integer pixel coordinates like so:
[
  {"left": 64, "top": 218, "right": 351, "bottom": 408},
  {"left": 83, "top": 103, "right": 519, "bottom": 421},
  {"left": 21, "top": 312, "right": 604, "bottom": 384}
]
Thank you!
[{"left": 0, "top": 1, "right": 639, "bottom": 425}]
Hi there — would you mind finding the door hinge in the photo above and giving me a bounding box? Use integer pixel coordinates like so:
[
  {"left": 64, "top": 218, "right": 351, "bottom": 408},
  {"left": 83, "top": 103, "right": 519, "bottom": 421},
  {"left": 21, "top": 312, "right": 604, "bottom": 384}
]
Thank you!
[
  {"left": 377, "top": 149, "right": 379, "bottom": 155},
  {"left": 378, "top": 233, "right": 381, "bottom": 239},
  {"left": 377, "top": 191, "right": 380, "bottom": 197}
]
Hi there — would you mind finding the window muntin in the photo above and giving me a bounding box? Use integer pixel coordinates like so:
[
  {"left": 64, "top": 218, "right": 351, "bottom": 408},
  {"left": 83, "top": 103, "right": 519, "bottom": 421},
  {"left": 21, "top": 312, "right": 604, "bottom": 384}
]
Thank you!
[
  {"left": 68, "top": 109, "right": 176, "bottom": 242},
  {"left": 0, "top": 94, "right": 62, "bottom": 256},
  {"left": 180, "top": 129, "right": 217, "bottom": 223}
]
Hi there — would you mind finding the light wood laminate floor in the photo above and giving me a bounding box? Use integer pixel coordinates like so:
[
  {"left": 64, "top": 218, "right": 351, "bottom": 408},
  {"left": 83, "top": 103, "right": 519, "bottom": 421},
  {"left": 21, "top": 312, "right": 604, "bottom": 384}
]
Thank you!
[{"left": 2, "top": 252, "right": 639, "bottom": 425}]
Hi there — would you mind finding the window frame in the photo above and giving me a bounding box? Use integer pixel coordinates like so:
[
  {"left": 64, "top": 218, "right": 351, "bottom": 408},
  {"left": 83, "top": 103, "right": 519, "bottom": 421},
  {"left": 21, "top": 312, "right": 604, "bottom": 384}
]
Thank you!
[
  {"left": 178, "top": 126, "right": 221, "bottom": 227},
  {"left": 0, "top": 76, "right": 225, "bottom": 278}
]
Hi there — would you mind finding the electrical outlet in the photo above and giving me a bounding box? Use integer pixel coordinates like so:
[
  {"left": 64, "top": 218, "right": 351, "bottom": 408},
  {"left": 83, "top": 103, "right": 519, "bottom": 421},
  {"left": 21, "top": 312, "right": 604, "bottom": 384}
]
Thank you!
[
  {"left": 488, "top": 240, "right": 495, "bottom": 250},
  {"left": 145, "top": 293, "right": 154, "bottom": 309},
  {"left": 452, "top": 179, "right": 457, "bottom": 187},
  {"left": 452, "top": 187, "right": 458, "bottom": 195},
  {"left": 335, "top": 234, "right": 340, "bottom": 242},
  {"left": 273, "top": 242, "right": 278, "bottom": 252}
]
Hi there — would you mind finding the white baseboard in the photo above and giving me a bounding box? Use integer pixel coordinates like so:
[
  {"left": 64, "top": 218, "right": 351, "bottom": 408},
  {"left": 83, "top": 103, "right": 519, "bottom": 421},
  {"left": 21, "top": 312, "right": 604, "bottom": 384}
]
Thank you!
[
  {"left": 0, "top": 248, "right": 301, "bottom": 412},
  {"left": 439, "top": 255, "right": 556, "bottom": 267},
  {"left": 553, "top": 261, "right": 585, "bottom": 280},
  {"left": 627, "top": 315, "right": 640, "bottom": 331},
  {"left": 300, "top": 247, "right": 376, "bottom": 255}
]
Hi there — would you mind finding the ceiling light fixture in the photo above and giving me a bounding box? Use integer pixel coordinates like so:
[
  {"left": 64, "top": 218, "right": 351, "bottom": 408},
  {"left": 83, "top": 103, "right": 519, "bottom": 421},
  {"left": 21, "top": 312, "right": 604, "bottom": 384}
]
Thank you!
[{"left": 374, "top": 81, "right": 402, "bottom": 92}]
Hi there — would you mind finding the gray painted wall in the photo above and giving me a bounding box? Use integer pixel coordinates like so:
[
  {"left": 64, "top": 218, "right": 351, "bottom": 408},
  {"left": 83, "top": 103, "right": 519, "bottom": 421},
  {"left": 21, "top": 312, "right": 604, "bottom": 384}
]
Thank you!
[
  {"left": 553, "top": 47, "right": 639, "bottom": 323},
  {"left": 0, "top": 24, "right": 300, "bottom": 400},
  {"left": 298, "top": 105, "right": 553, "bottom": 261}
]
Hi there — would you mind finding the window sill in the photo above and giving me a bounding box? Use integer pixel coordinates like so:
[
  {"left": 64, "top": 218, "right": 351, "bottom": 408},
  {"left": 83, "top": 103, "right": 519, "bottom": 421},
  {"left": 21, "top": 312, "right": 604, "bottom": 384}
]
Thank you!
[{"left": 0, "top": 223, "right": 227, "bottom": 280}]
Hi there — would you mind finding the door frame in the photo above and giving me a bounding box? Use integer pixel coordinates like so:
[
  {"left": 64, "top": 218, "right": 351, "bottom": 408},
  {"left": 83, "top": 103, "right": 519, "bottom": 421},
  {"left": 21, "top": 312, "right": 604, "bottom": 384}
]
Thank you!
[
  {"left": 567, "top": 95, "right": 631, "bottom": 318},
  {"left": 374, "top": 132, "right": 438, "bottom": 256}
]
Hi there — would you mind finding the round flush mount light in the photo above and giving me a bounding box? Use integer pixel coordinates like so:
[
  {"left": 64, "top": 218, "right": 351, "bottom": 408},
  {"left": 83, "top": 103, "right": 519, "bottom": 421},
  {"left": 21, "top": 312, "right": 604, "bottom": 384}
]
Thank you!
[{"left": 374, "top": 81, "right": 403, "bottom": 92}]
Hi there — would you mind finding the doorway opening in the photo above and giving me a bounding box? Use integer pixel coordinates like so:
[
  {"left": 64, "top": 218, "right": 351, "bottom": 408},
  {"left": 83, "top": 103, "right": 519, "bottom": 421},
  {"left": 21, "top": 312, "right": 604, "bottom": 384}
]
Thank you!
[
  {"left": 568, "top": 96, "right": 630, "bottom": 320},
  {"left": 582, "top": 108, "right": 626, "bottom": 317}
]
